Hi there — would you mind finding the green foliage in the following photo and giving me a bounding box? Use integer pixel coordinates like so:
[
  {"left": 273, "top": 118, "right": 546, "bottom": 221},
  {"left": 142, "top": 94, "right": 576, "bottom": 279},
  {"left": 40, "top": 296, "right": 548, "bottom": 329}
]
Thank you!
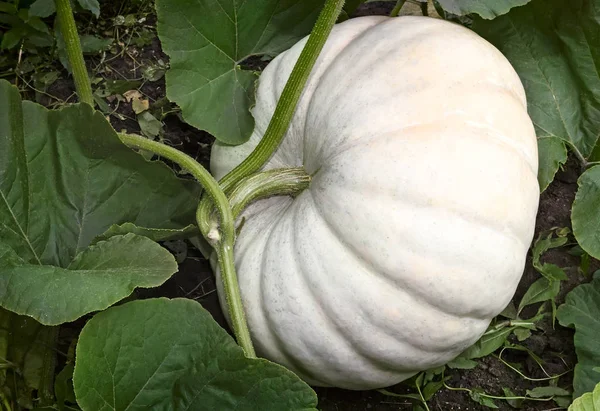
[
  {"left": 0, "top": 234, "right": 178, "bottom": 325},
  {"left": 435, "top": 0, "right": 533, "bottom": 19},
  {"left": 95, "top": 222, "right": 198, "bottom": 243},
  {"left": 570, "top": 381, "right": 600, "bottom": 410},
  {"left": 0, "top": 4, "right": 54, "bottom": 50},
  {"left": 472, "top": 0, "right": 600, "bottom": 195},
  {"left": 572, "top": 166, "right": 600, "bottom": 259},
  {"left": 0, "top": 79, "right": 200, "bottom": 324},
  {"left": 155, "top": 0, "right": 328, "bottom": 145},
  {"left": 73, "top": 298, "right": 318, "bottom": 410},
  {"left": 0, "top": 308, "right": 56, "bottom": 408},
  {"left": 537, "top": 137, "right": 568, "bottom": 192},
  {"left": 29, "top": 0, "right": 57, "bottom": 18},
  {"left": 557, "top": 274, "right": 600, "bottom": 399}
]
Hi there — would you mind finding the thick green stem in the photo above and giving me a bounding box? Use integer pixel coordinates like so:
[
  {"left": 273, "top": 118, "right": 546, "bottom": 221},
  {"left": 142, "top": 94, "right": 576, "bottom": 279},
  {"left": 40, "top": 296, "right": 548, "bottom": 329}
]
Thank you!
[
  {"left": 228, "top": 167, "right": 311, "bottom": 219},
  {"left": 54, "top": 0, "right": 94, "bottom": 106},
  {"left": 219, "top": 0, "right": 345, "bottom": 193},
  {"left": 118, "top": 132, "right": 256, "bottom": 358},
  {"left": 390, "top": 0, "right": 407, "bottom": 17},
  {"left": 197, "top": 0, "right": 344, "bottom": 232}
]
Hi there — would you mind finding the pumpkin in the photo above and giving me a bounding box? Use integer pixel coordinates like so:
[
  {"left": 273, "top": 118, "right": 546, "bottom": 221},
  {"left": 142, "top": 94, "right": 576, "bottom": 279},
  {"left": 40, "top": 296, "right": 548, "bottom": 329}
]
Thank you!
[{"left": 210, "top": 15, "right": 539, "bottom": 390}]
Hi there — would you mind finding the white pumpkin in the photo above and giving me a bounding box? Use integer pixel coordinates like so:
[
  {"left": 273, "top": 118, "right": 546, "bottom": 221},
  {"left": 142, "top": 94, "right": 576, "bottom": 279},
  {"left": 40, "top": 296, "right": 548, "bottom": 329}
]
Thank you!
[{"left": 210, "top": 15, "right": 539, "bottom": 390}]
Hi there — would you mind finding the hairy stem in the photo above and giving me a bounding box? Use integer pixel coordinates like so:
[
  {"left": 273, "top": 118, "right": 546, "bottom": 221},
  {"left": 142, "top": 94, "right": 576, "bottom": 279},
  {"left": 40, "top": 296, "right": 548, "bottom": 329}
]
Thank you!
[
  {"left": 118, "top": 133, "right": 255, "bottom": 358},
  {"left": 218, "top": 0, "right": 345, "bottom": 192},
  {"left": 228, "top": 168, "right": 311, "bottom": 219},
  {"left": 54, "top": 0, "right": 94, "bottom": 106},
  {"left": 197, "top": 0, "right": 345, "bottom": 231}
]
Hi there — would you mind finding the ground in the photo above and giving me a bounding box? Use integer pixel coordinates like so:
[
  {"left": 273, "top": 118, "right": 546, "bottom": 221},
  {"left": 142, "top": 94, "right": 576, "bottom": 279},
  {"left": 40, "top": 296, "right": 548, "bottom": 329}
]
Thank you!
[{"left": 11, "top": 1, "right": 600, "bottom": 409}]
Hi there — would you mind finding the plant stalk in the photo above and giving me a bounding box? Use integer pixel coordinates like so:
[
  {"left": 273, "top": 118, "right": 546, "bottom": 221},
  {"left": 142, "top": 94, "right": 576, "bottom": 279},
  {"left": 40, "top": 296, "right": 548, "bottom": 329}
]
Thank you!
[
  {"left": 228, "top": 167, "right": 311, "bottom": 219},
  {"left": 54, "top": 0, "right": 94, "bottom": 106},
  {"left": 197, "top": 0, "right": 345, "bottom": 232},
  {"left": 118, "top": 132, "right": 256, "bottom": 358},
  {"left": 390, "top": 0, "right": 407, "bottom": 17},
  {"left": 218, "top": 0, "right": 345, "bottom": 193}
]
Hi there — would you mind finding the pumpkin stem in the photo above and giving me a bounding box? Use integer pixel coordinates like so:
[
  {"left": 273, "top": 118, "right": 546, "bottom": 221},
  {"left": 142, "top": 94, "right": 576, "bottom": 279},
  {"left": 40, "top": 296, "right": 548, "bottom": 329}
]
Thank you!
[
  {"left": 213, "top": 0, "right": 346, "bottom": 194},
  {"left": 228, "top": 167, "right": 311, "bottom": 220},
  {"left": 195, "top": 0, "right": 346, "bottom": 255}
]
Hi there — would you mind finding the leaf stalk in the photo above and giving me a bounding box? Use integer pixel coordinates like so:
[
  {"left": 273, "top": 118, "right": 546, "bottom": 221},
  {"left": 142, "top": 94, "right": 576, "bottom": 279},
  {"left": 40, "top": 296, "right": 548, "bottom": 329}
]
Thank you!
[{"left": 118, "top": 132, "right": 256, "bottom": 358}]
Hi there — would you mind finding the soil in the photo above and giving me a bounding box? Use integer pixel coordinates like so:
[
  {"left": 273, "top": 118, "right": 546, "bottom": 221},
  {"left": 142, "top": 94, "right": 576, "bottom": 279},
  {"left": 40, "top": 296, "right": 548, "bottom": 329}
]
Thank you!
[{"left": 12, "top": 1, "right": 600, "bottom": 410}]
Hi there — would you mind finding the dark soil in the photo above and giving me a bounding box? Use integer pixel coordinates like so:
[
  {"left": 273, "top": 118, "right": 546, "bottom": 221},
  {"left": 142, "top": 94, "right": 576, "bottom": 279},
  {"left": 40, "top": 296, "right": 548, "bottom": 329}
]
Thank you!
[{"left": 13, "top": 1, "right": 599, "bottom": 410}]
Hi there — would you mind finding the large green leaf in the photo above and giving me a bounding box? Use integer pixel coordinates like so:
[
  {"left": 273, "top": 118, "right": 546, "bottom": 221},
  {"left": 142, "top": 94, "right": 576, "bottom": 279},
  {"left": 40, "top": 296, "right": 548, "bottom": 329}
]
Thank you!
[
  {"left": 0, "top": 79, "right": 199, "bottom": 263},
  {"left": 0, "top": 79, "right": 200, "bottom": 324},
  {"left": 156, "top": 0, "right": 325, "bottom": 145},
  {"left": 557, "top": 274, "right": 600, "bottom": 399},
  {"left": 0, "top": 234, "right": 177, "bottom": 325},
  {"left": 473, "top": 0, "right": 600, "bottom": 177},
  {"left": 537, "top": 137, "right": 568, "bottom": 192},
  {"left": 73, "top": 298, "right": 318, "bottom": 411},
  {"left": 435, "top": 0, "right": 532, "bottom": 19},
  {"left": 94, "top": 222, "right": 198, "bottom": 243},
  {"left": 570, "top": 381, "right": 600, "bottom": 411},
  {"left": 21, "top": 100, "right": 198, "bottom": 267},
  {"left": 0, "top": 77, "right": 31, "bottom": 263},
  {"left": 572, "top": 166, "right": 600, "bottom": 259}
]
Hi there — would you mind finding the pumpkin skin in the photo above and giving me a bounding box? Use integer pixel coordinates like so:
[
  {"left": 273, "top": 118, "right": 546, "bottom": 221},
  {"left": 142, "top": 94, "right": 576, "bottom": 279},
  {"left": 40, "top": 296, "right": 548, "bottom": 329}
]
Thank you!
[{"left": 210, "top": 15, "right": 539, "bottom": 390}]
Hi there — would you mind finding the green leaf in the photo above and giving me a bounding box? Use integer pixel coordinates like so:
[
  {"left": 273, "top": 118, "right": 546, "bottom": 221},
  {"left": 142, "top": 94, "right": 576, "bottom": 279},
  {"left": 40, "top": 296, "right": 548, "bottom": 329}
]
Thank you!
[
  {"left": 1, "top": 27, "right": 25, "bottom": 49},
  {"left": 572, "top": 166, "right": 600, "bottom": 259},
  {"left": 156, "top": 0, "right": 325, "bottom": 144},
  {"left": 28, "top": 0, "right": 56, "bottom": 18},
  {"left": 446, "top": 357, "right": 478, "bottom": 369},
  {"left": 526, "top": 386, "right": 570, "bottom": 398},
  {"left": 0, "top": 79, "right": 32, "bottom": 263},
  {"left": 0, "top": 80, "right": 199, "bottom": 268},
  {"left": 555, "top": 395, "right": 572, "bottom": 408},
  {"left": 460, "top": 327, "right": 514, "bottom": 359},
  {"left": 137, "top": 111, "right": 162, "bottom": 138},
  {"left": 95, "top": 222, "right": 198, "bottom": 243},
  {"left": 557, "top": 276, "right": 600, "bottom": 398},
  {"left": 55, "top": 363, "right": 77, "bottom": 410},
  {"left": 0, "top": 79, "right": 200, "bottom": 323},
  {"left": 502, "top": 387, "right": 523, "bottom": 408},
  {"left": 473, "top": 0, "right": 600, "bottom": 170},
  {"left": 538, "top": 137, "right": 567, "bottom": 192},
  {"left": 531, "top": 229, "right": 569, "bottom": 281},
  {"left": 26, "top": 16, "right": 49, "bottom": 34},
  {"left": 421, "top": 379, "right": 446, "bottom": 401},
  {"left": 0, "top": 2, "right": 17, "bottom": 13},
  {"left": 518, "top": 278, "right": 560, "bottom": 312},
  {"left": 0, "top": 234, "right": 177, "bottom": 325},
  {"left": 469, "top": 388, "right": 499, "bottom": 408},
  {"left": 569, "top": 381, "right": 600, "bottom": 411},
  {"left": 102, "top": 79, "right": 143, "bottom": 96},
  {"left": 73, "top": 298, "right": 318, "bottom": 410},
  {"left": 0, "top": 308, "right": 56, "bottom": 408},
  {"left": 591, "top": 141, "right": 600, "bottom": 162},
  {"left": 79, "top": 34, "right": 111, "bottom": 53},
  {"left": 435, "top": 0, "right": 532, "bottom": 19},
  {"left": 513, "top": 328, "right": 531, "bottom": 341},
  {"left": 76, "top": 0, "right": 99, "bottom": 17}
]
